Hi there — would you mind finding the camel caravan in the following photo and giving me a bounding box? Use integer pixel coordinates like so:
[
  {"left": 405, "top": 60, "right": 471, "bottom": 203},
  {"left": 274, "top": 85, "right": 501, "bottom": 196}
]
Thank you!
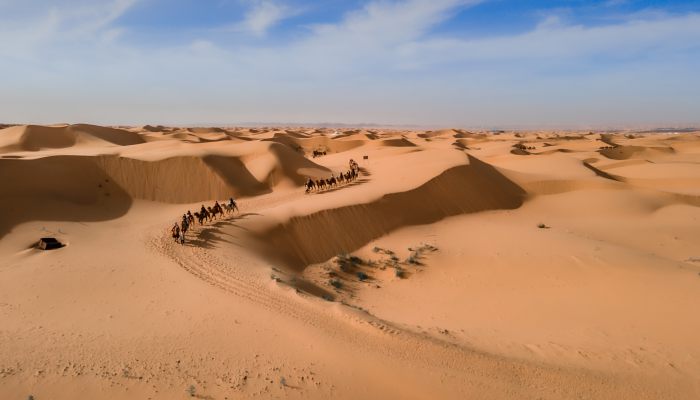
[
  {"left": 171, "top": 197, "right": 239, "bottom": 244},
  {"left": 169, "top": 159, "right": 362, "bottom": 244},
  {"left": 306, "top": 158, "right": 361, "bottom": 193}
]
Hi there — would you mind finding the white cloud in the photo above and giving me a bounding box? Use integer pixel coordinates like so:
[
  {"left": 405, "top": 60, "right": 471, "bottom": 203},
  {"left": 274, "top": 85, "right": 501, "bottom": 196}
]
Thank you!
[
  {"left": 392, "top": 12, "right": 700, "bottom": 68},
  {"left": 0, "top": 0, "right": 139, "bottom": 57},
  {"left": 235, "top": 1, "right": 297, "bottom": 36},
  {"left": 308, "top": 0, "right": 480, "bottom": 48}
]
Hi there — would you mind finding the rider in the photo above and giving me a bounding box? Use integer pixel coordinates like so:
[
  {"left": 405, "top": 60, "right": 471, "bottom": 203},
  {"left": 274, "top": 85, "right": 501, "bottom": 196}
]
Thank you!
[
  {"left": 181, "top": 214, "right": 189, "bottom": 231},
  {"left": 179, "top": 226, "right": 185, "bottom": 245},
  {"left": 200, "top": 204, "right": 207, "bottom": 215},
  {"left": 171, "top": 223, "right": 180, "bottom": 242},
  {"left": 228, "top": 197, "right": 237, "bottom": 210}
]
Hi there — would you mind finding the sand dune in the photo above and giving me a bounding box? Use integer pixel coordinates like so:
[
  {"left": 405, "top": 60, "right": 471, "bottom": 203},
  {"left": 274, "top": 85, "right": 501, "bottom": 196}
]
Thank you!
[
  {"left": 266, "top": 132, "right": 365, "bottom": 155},
  {"left": 1, "top": 125, "right": 700, "bottom": 399},
  {"left": 377, "top": 137, "right": 416, "bottom": 147},
  {"left": 0, "top": 155, "right": 132, "bottom": 238},
  {"left": 259, "top": 155, "right": 525, "bottom": 269},
  {"left": 417, "top": 128, "right": 458, "bottom": 139},
  {"left": 0, "top": 124, "right": 144, "bottom": 153}
]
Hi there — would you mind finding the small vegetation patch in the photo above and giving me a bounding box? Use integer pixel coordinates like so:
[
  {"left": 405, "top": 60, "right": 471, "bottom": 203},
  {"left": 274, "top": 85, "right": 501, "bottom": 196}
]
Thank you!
[
  {"left": 333, "top": 253, "right": 363, "bottom": 272},
  {"left": 329, "top": 279, "right": 343, "bottom": 289},
  {"left": 405, "top": 243, "right": 438, "bottom": 265}
]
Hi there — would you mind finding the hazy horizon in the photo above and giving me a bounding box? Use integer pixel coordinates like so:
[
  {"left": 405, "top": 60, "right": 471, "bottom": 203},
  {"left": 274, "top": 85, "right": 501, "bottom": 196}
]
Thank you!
[{"left": 1, "top": 0, "right": 699, "bottom": 127}]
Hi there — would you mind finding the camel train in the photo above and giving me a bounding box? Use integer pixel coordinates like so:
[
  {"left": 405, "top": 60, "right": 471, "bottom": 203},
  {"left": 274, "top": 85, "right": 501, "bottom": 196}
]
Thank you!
[
  {"left": 171, "top": 197, "right": 239, "bottom": 244},
  {"left": 170, "top": 158, "right": 363, "bottom": 243},
  {"left": 305, "top": 159, "right": 361, "bottom": 193}
]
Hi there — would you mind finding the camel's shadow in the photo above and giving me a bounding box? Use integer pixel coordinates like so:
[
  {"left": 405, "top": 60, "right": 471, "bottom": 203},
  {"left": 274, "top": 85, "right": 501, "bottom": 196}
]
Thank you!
[
  {"left": 185, "top": 213, "right": 261, "bottom": 249},
  {"left": 311, "top": 178, "right": 370, "bottom": 195}
]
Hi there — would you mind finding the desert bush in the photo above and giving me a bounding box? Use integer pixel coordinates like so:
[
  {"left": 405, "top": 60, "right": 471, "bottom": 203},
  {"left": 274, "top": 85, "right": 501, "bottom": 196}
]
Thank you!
[
  {"left": 329, "top": 279, "right": 343, "bottom": 289},
  {"left": 357, "top": 271, "right": 368, "bottom": 281},
  {"left": 334, "top": 253, "right": 362, "bottom": 272},
  {"left": 349, "top": 255, "right": 363, "bottom": 264}
]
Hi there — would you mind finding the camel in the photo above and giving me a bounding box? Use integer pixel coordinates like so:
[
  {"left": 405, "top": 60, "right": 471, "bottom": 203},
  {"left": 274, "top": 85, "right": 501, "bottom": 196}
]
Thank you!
[
  {"left": 171, "top": 223, "right": 180, "bottom": 242},
  {"left": 209, "top": 202, "right": 224, "bottom": 219},
  {"left": 223, "top": 203, "right": 238, "bottom": 214},
  {"left": 187, "top": 211, "right": 195, "bottom": 226},
  {"left": 180, "top": 217, "right": 188, "bottom": 244},
  {"left": 208, "top": 206, "right": 223, "bottom": 220},
  {"left": 198, "top": 205, "right": 211, "bottom": 222},
  {"left": 305, "top": 179, "right": 316, "bottom": 193},
  {"left": 227, "top": 198, "right": 239, "bottom": 214}
]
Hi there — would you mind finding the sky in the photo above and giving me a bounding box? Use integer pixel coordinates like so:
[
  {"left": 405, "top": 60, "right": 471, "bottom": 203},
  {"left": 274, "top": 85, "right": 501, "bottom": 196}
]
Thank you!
[{"left": 0, "top": 0, "right": 699, "bottom": 128}]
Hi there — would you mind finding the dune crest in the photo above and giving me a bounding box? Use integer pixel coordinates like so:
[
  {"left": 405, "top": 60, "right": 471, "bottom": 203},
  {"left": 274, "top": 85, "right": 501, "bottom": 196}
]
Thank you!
[{"left": 259, "top": 155, "right": 526, "bottom": 270}]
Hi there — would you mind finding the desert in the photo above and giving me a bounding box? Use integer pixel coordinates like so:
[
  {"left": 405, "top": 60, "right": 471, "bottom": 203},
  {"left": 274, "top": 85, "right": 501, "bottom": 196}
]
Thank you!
[
  {"left": 1, "top": 124, "right": 699, "bottom": 399},
  {"left": 3, "top": 0, "right": 700, "bottom": 398}
]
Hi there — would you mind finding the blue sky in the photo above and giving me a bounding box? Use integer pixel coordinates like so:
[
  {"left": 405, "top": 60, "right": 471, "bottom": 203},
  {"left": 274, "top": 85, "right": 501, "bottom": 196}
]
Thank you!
[{"left": 0, "top": 0, "right": 699, "bottom": 127}]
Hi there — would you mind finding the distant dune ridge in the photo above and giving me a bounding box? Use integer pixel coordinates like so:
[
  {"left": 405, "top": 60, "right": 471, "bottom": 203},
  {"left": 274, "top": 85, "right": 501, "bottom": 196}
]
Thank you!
[
  {"left": 1, "top": 123, "right": 700, "bottom": 399},
  {"left": 0, "top": 124, "right": 145, "bottom": 152}
]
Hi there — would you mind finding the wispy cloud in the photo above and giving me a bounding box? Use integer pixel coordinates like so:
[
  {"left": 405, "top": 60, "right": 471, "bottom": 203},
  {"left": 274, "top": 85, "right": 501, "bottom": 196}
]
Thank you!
[
  {"left": 233, "top": 0, "right": 299, "bottom": 37},
  {"left": 309, "top": 0, "right": 480, "bottom": 46},
  {"left": 393, "top": 12, "right": 700, "bottom": 68},
  {"left": 0, "top": 0, "right": 139, "bottom": 57}
]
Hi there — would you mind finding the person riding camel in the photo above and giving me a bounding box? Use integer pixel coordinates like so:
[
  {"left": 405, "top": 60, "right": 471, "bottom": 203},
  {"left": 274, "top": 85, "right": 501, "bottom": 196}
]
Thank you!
[
  {"left": 181, "top": 214, "right": 189, "bottom": 231},
  {"left": 200, "top": 204, "right": 207, "bottom": 215},
  {"left": 171, "top": 223, "right": 180, "bottom": 242},
  {"left": 228, "top": 197, "right": 238, "bottom": 211}
]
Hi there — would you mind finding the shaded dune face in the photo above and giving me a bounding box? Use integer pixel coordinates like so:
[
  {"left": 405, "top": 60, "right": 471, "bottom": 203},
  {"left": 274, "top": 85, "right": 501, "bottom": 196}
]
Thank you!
[
  {"left": 0, "top": 156, "right": 133, "bottom": 238},
  {"left": 264, "top": 134, "right": 365, "bottom": 155},
  {"left": 259, "top": 156, "right": 527, "bottom": 271},
  {"left": 598, "top": 145, "right": 675, "bottom": 160},
  {"left": 0, "top": 148, "right": 328, "bottom": 238},
  {"left": 95, "top": 155, "right": 271, "bottom": 202}
]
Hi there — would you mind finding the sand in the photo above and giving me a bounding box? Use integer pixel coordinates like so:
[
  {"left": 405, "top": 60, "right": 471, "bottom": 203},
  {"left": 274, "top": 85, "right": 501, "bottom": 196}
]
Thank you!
[{"left": 1, "top": 124, "right": 699, "bottom": 399}]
